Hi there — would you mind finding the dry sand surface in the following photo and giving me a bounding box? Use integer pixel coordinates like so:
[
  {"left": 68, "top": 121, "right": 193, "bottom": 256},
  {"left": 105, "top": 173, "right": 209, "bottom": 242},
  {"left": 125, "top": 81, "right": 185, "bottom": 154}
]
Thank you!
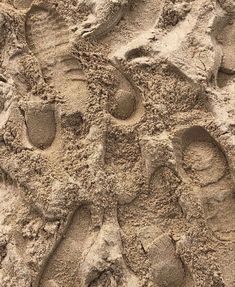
[{"left": 0, "top": 0, "right": 234, "bottom": 286}]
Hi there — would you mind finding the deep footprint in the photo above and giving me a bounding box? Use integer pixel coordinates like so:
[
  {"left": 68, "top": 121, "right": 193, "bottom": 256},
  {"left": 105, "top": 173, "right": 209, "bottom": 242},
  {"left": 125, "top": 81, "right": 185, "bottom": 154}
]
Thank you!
[
  {"left": 24, "top": 102, "right": 56, "bottom": 149},
  {"left": 107, "top": 66, "right": 144, "bottom": 123}
]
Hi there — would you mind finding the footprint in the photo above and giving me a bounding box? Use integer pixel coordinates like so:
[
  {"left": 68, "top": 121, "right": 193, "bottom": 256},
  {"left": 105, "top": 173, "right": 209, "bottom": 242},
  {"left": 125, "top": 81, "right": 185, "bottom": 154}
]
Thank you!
[
  {"left": 217, "top": 21, "right": 235, "bottom": 75},
  {"left": 151, "top": 234, "right": 185, "bottom": 287},
  {"left": 108, "top": 89, "right": 136, "bottom": 120},
  {"left": 23, "top": 102, "right": 56, "bottom": 149},
  {"left": 99, "top": 0, "right": 162, "bottom": 54},
  {"left": 78, "top": 0, "right": 129, "bottom": 39},
  {"left": 216, "top": 20, "right": 235, "bottom": 87},
  {"left": 13, "top": 0, "right": 33, "bottom": 10},
  {"left": 183, "top": 141, "right": 227, "bottom": 187},
  {"left": 216, "top": 70, "right": 235, "bottom": 88},
  {"left": 105, "top": 128, "right": 143, "bottom": 204},
  {"left": 25, "top": 5, "right": 88, "bottom": 113},
  {"left": 0, "top": 75, "right": 14, "bottom": 129},
  {"left": 79, "top": 221, "right": 140, "bottom": 287},
  {"left": 107, "top": 65, "right": 144, "bottom": 124},
  {"left": 182, "top": 127, "right": 227, "bottom": 186},
  {"left": 181, "top": 126, "right": 235, "bottom": 241},
  {"left": 39, "top": 206, "right": 91, "bottom": 287}
]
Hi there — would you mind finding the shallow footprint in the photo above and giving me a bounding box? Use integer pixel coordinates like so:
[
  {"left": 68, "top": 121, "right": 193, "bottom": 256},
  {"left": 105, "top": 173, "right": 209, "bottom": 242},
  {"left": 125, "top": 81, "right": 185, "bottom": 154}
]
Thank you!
[
  {"left": 13, "top": 0, "right": 33, "bottom": 10},
  {"left": 178, "top": 126, "right": 235, "bottom": 285},
  {"left": 39, "top": 206, "right": 91, "bottom": 287},
  {"left": 181, "top": 126, "right": 235, "bottom": 241},
  {"left": 26, "top": 5, "right": 88, "bottom": 113}
]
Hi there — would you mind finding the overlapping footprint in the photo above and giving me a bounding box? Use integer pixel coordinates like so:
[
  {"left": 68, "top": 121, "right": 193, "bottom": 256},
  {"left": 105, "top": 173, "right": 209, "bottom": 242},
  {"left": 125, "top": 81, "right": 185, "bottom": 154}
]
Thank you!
[{"left": 24, "top": 4, "right": 92, "bottom": 286}]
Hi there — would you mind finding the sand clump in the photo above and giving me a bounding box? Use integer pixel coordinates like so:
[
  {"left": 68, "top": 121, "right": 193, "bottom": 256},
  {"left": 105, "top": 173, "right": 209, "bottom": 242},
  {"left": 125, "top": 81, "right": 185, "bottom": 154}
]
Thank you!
[{"left": 0, "top": 0, "right": 234, "bottom": 286}]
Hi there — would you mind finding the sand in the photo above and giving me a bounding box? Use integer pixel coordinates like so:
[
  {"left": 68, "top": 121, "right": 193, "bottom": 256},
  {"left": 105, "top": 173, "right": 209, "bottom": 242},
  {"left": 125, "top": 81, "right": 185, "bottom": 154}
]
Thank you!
[{"left": 0, "top": 0, "right": 234, "bottom": 286}]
